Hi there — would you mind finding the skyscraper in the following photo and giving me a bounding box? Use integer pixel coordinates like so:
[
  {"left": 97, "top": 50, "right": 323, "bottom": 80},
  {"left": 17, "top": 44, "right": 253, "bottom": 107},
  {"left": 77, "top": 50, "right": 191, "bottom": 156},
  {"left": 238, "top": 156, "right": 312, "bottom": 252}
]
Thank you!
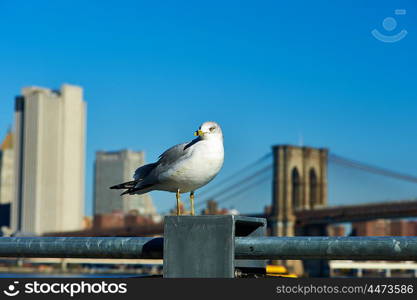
[
  {"left": 94, "top": 150, "right": 156, "bottom": 216},
  {"left": 12, "top": 84, "right": 86, "bottom": 235},
  {"left": 0, "top": 130, "right": 14, "bottom": 205}
]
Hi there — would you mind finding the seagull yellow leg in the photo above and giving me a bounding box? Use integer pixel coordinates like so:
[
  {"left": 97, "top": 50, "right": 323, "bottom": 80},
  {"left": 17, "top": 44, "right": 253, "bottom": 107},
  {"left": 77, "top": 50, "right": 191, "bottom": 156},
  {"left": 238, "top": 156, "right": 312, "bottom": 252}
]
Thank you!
[
  {"left": 190, "top": 191, "right": 195, "bottom": 216},
  {"left": 176, "top": 189, "right": 181, "bottom": 216}
]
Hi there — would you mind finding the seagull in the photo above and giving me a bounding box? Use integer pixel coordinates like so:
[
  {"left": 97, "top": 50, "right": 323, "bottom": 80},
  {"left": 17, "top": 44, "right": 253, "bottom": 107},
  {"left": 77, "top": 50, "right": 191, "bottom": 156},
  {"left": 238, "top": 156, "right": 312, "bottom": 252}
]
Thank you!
[{"left": 110, "top": 121, "right": 224, "bottom": 215}]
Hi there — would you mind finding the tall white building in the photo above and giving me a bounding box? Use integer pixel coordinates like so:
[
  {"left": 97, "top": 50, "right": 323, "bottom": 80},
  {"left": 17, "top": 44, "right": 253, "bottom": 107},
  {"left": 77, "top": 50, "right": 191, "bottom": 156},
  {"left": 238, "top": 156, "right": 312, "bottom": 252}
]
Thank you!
[
  {"left": 94, "top": 150, "right": 156, "bottom": 216},
  {"left": 0, "top": 131, "right": 14, "bottom": 205},
  {"left": 12, "top": 84, "right": 86, "bottom": 235}
]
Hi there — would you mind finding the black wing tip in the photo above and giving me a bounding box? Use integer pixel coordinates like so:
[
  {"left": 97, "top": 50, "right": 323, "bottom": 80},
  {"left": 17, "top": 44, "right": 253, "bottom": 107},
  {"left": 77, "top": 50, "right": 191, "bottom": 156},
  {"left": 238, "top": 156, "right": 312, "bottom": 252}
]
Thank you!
[
  {"left": 109, "top": 180, "right": 137, "bottom": 190},
  {"left": 119, "top": 183, "right": 153, "bottom": 196},
  {"left": 121, "top": 187, "right": 138, "bottom": 196},
  {"left": 110, "top": 184, "right": 123, "bottom": 189}
]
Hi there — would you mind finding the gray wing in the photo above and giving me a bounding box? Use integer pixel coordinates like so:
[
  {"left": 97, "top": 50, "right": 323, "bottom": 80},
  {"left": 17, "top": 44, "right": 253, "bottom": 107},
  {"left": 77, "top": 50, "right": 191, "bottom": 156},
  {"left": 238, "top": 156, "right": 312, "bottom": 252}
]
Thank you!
[
  {"left": 111, "top": 138, "right": 201, "bottom": 195},
  {"left": 112, "top": 162, "right": 159, "bottom": 195},
  {"left": 133, "top": 163, "right": 158, "bottom": 180},
  {"left": 110, "top": 162, "right": 157, "bottom": 192},
  {"left": 132, "top": 140, "right": 193, "bottom": 184},
  {"left": 133, "top": 140, "right": 195, "bottom": 181},
  {"left": 157, "top": 138, "right": 200, "bottom": 166}
]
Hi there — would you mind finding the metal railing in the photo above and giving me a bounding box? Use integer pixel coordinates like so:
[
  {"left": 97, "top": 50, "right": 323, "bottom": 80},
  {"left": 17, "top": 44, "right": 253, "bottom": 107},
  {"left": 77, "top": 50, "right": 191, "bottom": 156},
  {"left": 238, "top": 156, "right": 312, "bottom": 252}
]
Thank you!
[
  {"left": 1, "top": 236, "right": 417, "bottom": 261},
  {"left": 2, "top": 216, "right": 417, "bottom": 277},
  {"left": 234, "top": 236, "right": 417, "bottom": 260},
  {"left": 0, "top": 237, "right": 163, "bottom": 259}
]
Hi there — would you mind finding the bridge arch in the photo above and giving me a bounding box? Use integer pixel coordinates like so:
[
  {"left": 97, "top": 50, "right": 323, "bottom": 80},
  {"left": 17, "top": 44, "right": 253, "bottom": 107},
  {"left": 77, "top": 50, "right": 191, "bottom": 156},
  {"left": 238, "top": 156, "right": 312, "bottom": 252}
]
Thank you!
[
  {"left": 292, "top": 167, "right": 302, "bottom": 210},
  {"left": 309, "top": 168, "right": 318, "bottom": 208}
]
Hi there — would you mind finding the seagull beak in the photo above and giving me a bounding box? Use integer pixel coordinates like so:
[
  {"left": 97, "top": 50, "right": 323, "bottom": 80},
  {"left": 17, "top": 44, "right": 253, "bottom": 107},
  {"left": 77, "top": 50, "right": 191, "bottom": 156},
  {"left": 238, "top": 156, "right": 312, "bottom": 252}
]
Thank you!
[{"left": 194, "top": 129, "right": 204, "bottom": 136}]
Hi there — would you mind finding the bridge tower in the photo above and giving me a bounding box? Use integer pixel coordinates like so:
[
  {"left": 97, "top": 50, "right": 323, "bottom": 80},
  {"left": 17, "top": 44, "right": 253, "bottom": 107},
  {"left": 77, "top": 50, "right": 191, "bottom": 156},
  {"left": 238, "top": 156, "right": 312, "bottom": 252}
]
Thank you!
[
  {"left": 271, "top": 145, "right": 328, "bottom": 237},
  {"left": 271, "top": 145, "right": 329, "bottom": 276}
]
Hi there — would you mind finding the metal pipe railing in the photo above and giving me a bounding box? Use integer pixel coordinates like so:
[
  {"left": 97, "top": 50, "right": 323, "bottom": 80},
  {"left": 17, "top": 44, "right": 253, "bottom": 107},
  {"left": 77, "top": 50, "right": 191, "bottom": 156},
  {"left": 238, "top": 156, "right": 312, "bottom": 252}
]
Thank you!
[
  {"left": 0, "top": 236, "right": 416, "bottom": 260},
  {"left": 235, "top": 236, "right": 417, "bottom": 260},
  {"left": 0, "top": 237, "right": 163, "bottom": 259}
]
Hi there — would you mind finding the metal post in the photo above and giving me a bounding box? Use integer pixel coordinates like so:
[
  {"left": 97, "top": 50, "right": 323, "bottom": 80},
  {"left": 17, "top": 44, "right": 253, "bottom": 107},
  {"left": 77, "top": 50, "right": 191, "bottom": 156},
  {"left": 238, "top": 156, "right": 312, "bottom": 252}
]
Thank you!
[
  {"left": 60, "top": 259, "right": 67, "bottom": 272},
  {"left": 163, "top": 215, "right": 266, "bottom": 278}
]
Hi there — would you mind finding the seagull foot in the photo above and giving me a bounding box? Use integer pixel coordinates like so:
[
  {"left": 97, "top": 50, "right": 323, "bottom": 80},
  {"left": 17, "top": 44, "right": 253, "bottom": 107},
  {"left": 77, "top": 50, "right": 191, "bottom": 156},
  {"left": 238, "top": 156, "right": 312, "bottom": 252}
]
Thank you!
[
  {"left": 176, "top": 189, "right": 181, "bottom": 216},
  {"left": 190, "top": 191, "right": 195, "bottom": 216}
]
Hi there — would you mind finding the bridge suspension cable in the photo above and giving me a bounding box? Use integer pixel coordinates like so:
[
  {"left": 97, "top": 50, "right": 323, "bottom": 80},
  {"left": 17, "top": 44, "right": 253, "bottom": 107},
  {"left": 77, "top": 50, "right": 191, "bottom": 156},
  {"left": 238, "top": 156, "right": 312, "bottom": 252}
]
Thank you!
[
  {"left": 209, "top": 172, "right": 272, "bottom": 207},
  {"left": 329, "top": 154, "right": 417, "bottom": 184},
  {"left": 195, "top": 163, "right": 272, "bottom": 210},
  {"left": 197, "top": 152, "right": 272, "bottom": 198}
]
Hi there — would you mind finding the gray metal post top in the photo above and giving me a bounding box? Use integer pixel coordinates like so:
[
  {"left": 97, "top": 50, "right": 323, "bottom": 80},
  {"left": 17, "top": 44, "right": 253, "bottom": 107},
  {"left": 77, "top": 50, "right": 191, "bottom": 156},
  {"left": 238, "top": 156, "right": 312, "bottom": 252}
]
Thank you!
[{"left": 163, "top": 215, "right": 267, "bottom": 278}]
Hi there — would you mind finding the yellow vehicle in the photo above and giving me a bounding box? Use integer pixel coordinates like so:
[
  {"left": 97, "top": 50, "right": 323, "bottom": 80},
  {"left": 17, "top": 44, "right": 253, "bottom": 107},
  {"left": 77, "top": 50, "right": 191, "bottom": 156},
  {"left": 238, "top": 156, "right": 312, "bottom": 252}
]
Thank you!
[{"left": 266, "top": 265, "right": 297, "bottom": 278}]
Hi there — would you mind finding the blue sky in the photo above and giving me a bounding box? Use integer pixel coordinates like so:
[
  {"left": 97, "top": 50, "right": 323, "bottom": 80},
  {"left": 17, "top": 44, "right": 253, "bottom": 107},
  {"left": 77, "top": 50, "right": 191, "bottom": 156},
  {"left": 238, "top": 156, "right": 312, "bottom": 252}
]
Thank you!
[{"left": 0, "top": 1, "right": 416, "bottom": 215}]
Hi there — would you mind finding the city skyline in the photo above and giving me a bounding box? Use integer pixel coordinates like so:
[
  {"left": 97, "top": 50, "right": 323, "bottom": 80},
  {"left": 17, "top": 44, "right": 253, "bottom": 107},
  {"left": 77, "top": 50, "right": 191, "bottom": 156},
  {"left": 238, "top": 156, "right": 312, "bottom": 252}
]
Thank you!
[
  {"left": 12, "top": 85, "right": 86, "bottom": 234},
  {"left": 0, "top": 1, "right": 416, "bottom": 215}
]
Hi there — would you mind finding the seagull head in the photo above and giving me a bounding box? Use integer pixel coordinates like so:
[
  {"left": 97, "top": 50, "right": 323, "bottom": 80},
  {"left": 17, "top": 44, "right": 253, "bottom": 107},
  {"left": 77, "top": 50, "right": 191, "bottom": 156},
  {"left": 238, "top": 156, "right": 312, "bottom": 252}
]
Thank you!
[{"left": 194, "top": 121, "right": 223, "bottom": 140}]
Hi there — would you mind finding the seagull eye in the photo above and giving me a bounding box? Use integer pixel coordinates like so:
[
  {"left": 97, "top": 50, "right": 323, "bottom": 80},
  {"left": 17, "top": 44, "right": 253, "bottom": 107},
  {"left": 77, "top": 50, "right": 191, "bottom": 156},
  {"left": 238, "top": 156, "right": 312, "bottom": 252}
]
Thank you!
[{"left": 209, "top": 126, "right": 216, "bottom": 132}]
